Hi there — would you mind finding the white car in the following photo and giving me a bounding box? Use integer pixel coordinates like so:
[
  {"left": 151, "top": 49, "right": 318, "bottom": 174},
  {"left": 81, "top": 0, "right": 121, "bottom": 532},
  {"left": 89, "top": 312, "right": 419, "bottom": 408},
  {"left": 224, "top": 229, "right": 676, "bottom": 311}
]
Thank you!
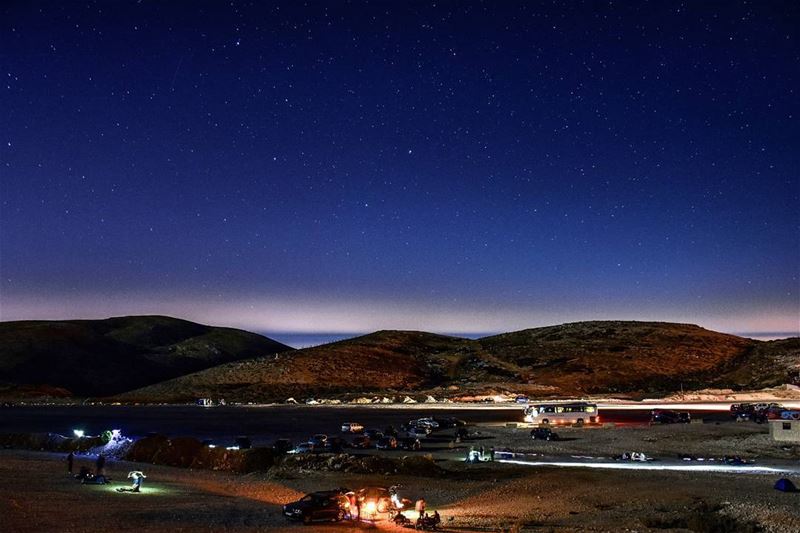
[
  {"left": 341, "top": 422, "right": 364, "bottom": 433},
  {"left": 412, "top": 418, "right": 439, "bottom": 429},
  {"left": 407, "top": 426, "right": 431, "bottom": 438}
]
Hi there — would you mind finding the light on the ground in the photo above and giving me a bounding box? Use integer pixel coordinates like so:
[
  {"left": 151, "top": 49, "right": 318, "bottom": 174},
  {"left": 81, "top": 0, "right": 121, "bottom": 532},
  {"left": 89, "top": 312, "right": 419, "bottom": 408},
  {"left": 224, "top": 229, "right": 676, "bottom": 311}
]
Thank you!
[
  {"left": 73, "top": 429, "right": 84, "bottom": 438},
  {"left": 497, "top": 458, "right": 796, "bottom": 474}
]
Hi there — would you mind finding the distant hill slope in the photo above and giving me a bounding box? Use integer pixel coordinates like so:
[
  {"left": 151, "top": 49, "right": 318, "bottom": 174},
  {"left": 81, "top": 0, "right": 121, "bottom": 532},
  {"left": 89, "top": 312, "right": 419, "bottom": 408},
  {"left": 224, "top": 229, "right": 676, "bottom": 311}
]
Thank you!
[
  {"left": 0, "top": 316, "right": 293, "bottom": 397},
  {"left": 117, "top": 330, "right": 479, "bottom": 403},
  {"left": 478, "top": 321, "right": 755, "bottom": 394},
  {"left": 118, "top": 321, "right": 800, "bottom": 403}
]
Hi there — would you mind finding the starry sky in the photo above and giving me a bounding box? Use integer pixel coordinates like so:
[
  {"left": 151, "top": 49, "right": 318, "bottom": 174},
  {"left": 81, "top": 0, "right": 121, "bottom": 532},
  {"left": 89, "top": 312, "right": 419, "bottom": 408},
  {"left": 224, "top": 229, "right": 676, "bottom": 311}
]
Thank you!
[{"left": 1, "top": 1, "right": 798, "bottom": 341}]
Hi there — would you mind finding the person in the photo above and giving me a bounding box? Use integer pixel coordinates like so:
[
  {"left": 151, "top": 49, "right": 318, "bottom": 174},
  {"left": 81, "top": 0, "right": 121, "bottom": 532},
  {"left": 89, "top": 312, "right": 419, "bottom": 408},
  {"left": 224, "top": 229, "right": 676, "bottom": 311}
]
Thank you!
[
  {"left": 479, "top": 445, "right": 485, "bottom": 460},
  {"left": 393, "top": 511, "right": 410, "bottom": 525},
  {"left": 95, "top": 453, "right": 106, "bottom": 476},
  {"left": 116, "top": 471, "right": 146, "bottom": 493},
  {"left": 346, "top": 491, "right": 357, "bottom": 520},
  {"left": 66, "top": 451, "right": 74, "bottom": 474},
  {"left": 490, "top": 446, "right": 495, "bottom": 462},
  {"left": 81, "top": 473, "right": 108, "bottom": 485},
  {"left": 389, "top": 485, "right": 402, "bottom": 510},
  {"left": 415, "top": 498, "right": 426, "bottom": 516},
  {"left": 75, "top": 466, "right": 92, "bottom": 481}
]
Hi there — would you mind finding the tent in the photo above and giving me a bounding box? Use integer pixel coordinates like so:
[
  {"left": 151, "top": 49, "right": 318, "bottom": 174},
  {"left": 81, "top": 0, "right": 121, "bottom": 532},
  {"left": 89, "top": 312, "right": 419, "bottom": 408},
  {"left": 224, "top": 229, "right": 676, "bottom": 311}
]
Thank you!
[{"left": 774, "top": 478, "right": 798, "bottom": 492}]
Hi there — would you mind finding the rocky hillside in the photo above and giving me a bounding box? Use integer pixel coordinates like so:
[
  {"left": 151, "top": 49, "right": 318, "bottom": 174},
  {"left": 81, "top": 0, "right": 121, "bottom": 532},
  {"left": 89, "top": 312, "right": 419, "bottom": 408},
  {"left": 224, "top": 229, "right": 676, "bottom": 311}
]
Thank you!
[
  {"left": 117, "top": 330, "right": 479, "bottom": 403},
  {"left": 117, "top": 321, "right": 799, "bottom": 403},
  {"left": 0, "top": 316, "right": 293, "bottom": 397},
  {"left": 478, "top": 321, "right": 755, "bottom": 394}
]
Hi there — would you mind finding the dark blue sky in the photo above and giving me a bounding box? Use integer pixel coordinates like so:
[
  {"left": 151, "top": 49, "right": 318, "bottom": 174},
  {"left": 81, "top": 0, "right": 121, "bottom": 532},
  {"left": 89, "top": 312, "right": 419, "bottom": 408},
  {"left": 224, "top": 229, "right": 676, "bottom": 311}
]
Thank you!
[{"left": 1, "top": 1, "right": 798, "bottom": 337}]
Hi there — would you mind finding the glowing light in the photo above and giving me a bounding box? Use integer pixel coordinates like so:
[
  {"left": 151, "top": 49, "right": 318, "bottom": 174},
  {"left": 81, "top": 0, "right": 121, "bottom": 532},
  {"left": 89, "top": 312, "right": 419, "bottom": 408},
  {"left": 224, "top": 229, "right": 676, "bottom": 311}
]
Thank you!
[
  {"left": 364, "top": 501, "right": 377, "bottom": 515},
  {"left": 73, "top": 429, "right": 84, "bottom": 438},
  {"left": 497, "top": 459, "right": 797, "bottom": 474}
]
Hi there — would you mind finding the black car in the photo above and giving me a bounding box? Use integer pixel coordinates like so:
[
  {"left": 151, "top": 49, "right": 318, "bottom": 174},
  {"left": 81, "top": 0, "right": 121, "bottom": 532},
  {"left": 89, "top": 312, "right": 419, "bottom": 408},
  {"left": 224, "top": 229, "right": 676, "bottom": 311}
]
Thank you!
[
  {"left": 309, "top": 434, "right": 328, "bottom": 446},
  {"left": 650, "top": 409, "right": 691, "bottom": 424},
  {"left": 324, "top": 436, "right": 347, "bottom": 453},
  {"left": 530, "top": 427, "right": 559, "bottom": 441},
  {"left": 364, "top": 429, "right": 384, "bottom": 440},
  {"left": 273, "top": 438, "right": 294, "bottom": 455},
  {"left": 375, "top": 436, "right": 398, "bottom": 449},
  {"left": 283, "top": 491, "right": 351, "bottom": 524},
  {"left": 432, "top": 416, "right": 467, "bottom": 429},
  {"left": 351, "top": 435, "right": 372, "bottom": 449},
  {"left": 398, "top": 437, "right": 422, "bottom": 451}
]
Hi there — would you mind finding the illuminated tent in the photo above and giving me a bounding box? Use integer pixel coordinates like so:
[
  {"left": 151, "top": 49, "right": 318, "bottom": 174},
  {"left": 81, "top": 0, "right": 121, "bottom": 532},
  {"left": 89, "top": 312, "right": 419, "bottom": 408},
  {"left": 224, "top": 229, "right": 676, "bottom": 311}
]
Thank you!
[{"left": 774, "top": 478, "right": 798, "bottom": 492}]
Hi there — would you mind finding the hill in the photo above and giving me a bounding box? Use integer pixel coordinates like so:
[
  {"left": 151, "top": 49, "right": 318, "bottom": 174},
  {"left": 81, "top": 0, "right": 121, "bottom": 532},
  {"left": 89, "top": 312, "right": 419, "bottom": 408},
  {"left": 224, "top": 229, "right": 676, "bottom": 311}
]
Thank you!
[
  {"left": 118, "top": 321, "right": 800, "bottom": 403},
  {"left": 0, "top": 316, "right": 293, "bottom": 397},
  {"left": 117, "top": 330, "right": 480, "bottom": 403},
  {"left": 478, "top": 321, "right": 754, "bottom": 394}
]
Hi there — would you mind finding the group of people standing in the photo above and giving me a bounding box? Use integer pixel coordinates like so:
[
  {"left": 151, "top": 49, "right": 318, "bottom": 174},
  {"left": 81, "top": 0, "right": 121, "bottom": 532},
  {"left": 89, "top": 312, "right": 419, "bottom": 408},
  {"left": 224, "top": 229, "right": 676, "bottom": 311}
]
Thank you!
[
  {"left": 67, "top": 451, "right": 146, "bottom": 492},
  {"left": 66, "top": 451, "right": 105, "bottom": 476},
  {"left": 466, "top": 445, "right": 495, "bottom": 462}
]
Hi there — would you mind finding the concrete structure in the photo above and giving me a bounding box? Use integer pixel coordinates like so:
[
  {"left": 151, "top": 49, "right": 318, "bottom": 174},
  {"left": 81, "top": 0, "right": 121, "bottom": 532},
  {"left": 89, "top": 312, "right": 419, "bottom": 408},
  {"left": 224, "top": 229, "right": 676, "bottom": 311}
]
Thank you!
[{"left": 769, "top": 419, "right": 800, "bottom": 443}]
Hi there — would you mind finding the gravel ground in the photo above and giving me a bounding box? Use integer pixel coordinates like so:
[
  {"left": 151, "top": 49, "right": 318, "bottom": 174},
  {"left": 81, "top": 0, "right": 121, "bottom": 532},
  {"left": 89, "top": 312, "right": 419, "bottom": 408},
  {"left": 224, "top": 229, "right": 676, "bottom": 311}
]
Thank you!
[
  {"left": 456, "top": 420, "right": 800, "bottom": 461},
  {"left": 3, "top": 425, "right": 800, "bottom": 533}
]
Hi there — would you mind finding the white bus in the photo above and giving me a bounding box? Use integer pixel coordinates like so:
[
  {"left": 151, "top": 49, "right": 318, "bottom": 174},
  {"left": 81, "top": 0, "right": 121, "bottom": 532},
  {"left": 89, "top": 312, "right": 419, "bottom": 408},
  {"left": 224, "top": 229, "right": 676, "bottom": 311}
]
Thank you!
[{"left": 523, "top": 402, "right": 599, "bottom": 426}]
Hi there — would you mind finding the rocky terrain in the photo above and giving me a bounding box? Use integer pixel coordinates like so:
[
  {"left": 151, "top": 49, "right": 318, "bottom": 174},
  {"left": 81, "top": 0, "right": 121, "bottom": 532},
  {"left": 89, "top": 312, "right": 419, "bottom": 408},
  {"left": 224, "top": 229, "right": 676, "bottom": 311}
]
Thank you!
[
  {"left": 0, "top": 315, "right": 293, "bottom": 397},
  {"left": 117, "top": 321, "right": 799, "bottom": 403}
]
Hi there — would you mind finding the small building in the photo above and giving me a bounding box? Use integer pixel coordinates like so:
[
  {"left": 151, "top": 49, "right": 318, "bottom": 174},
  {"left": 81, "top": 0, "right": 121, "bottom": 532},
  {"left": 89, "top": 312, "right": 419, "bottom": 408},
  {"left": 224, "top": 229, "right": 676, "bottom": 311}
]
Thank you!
[{"left": 769, "top": 419, "right": 800, "bottom": 443}]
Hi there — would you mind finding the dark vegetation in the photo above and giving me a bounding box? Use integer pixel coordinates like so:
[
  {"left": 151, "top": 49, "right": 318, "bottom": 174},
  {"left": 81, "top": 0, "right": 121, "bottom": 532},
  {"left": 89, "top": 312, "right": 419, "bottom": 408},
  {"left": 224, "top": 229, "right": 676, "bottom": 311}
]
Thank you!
[
  {"left": 0, "top": 432, "right": 441, "bottom": 477},
  {"left": 0, "top": 315, "right": 293, "bottom": 397}
]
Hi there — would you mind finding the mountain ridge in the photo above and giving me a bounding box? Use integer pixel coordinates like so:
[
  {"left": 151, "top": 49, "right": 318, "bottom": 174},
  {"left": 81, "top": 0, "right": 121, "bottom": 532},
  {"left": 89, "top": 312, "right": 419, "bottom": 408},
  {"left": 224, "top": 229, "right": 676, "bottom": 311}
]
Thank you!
[
  {"left": 0, "top": 315, "right": 293, "bottom": 397},
  {"left": 116, "top": 320, "right": 800, "bottom": 403}
]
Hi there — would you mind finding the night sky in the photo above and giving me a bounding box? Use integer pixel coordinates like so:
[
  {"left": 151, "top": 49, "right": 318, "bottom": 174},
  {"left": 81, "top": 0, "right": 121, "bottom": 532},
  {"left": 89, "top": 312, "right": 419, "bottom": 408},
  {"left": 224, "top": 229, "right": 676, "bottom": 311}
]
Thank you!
[{"left": 1, "top": 1, "right": 798, "bottom": 340}]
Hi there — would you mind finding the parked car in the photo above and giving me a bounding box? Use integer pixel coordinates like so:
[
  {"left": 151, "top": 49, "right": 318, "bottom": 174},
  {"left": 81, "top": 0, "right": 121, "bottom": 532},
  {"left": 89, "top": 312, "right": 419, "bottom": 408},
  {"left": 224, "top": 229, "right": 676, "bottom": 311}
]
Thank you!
[
  {"left": 364, "top": 429, "right": 384, "bottom": 440},
  {"left": 351, "top": 435, "right": 372, "bottom": 449},
  {"left": 431, "top": 416, "right": 467, "bottom": 429},
  {"left": 375, "top": 436, "right": 398, "bottom": 450},
  {"left": 273, "top": 438, "right": 294, "bottom": 455},
  {"left": 530, "top": 427, "right": 559, "bottom": 441},
  {"left": 283, "top": 491, "right": 351, "bottom": 524},
  {"left": 325, "top": 436, "right": 347, "bottom": 452},
  {"left": 341, "top": 422, "right": 364, "bottom": 433},
  {"left": 291, "top": 442, "right": 317, "bottom": 454},
  {"left": 753, "top": 404, "right": 786, "bottom": 423},
  {"left": 650, "top": 409, "right": 691, "bottom": 424},
  {"left": 398, "top": 437, "right": 422, "bottom": 451},
  {"left": 309, "top": 434, "right": 328, "bottom": 446},
  {"left": 412, "top": 418, "right": 440, "bottom": 429},
  {"left": 730, "top": 403, "right": 755, "bottom": 420},
  {"left": 407, "top": 426, "right": 431, "bottom": 438},
  {"left": 515, "top": 395, "right": 530, "bottom": 404}
]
